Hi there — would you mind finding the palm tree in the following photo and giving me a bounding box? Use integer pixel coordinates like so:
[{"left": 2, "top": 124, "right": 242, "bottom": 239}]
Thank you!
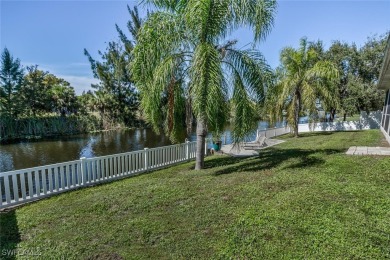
[
  {"left": 132, "top": 0, "right": 276, "bottom": 170},
  {"left": 265, "top": 37, "right": 339, "bottom": 137}
]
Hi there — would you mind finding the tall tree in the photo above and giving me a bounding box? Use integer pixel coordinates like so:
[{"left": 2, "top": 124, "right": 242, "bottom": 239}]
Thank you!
[
  {"left": 0, "top": 48, "right": 24, "bottom": 117},
  {"left": 20, "top": 65, "right": 77, "bottom": 116},
  {"left": 326, "top": 34, "right": 387, "bottom": 119},
  {"left": 84, "top": 5, "right": 142, "bottom": 127},
  {"left": 20, "top": 66, "right": 50, "bottom": 116},
  {"left": 50, "top": 84, "right": 78, "bottom": 116},
  {"left": 325, "top": 41, "right": 359, "bottom": 120},
  {"left": 355, "top": 34, "right": 387, "bottom": 112},
  {"left": 77, "top": 90, "right": 95, "bottom": 115},
  {"left": 265, "top": 37, "right": 339, "bottom": 137},
  {"left": 132, "top": 0, "right": 276, "bottom": 169}
]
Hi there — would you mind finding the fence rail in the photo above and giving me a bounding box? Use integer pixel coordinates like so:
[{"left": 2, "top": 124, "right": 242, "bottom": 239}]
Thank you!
[
  {"left": 0, "top": 141, "right": 198, "bottom": 209},
  {"left": 256, "top": 126, "right": 291, "bottom": 140},
  {"left": 219, "top": 126, "right": 291, "bottom": 145}
]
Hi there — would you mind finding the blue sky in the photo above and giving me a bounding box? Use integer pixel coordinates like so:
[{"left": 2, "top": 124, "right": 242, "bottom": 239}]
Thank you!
[{"left": 1, "top": 0, "right": 389, "bottom": 95}]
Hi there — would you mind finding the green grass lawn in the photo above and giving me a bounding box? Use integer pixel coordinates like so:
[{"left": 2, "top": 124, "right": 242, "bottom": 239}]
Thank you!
[
  {"left": 335, "top": 114, "right": 361, "bottom": 122},
  {"left": 1, "top": 130, "right": 390, "bottom": 259}
]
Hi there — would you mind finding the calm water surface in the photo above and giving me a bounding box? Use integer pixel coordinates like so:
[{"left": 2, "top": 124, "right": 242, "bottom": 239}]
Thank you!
[
  {"left": 0, "top": 121, "right": 281, "bottom": 172},
  {"left": 0, "top": 128, "right": 172, "bottom": 172}
]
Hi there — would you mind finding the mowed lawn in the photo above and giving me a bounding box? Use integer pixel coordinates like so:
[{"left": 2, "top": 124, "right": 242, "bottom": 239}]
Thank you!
[{"left": 1, "top": 130, "right": 390, "bottom": 259}]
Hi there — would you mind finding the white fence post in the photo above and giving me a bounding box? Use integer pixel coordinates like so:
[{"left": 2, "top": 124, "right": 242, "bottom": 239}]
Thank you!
[
  {"left": 274, "top": 127, "right": 277, "bottom": 137},
  {"left": 204, "top": 139, "right": 207, "bottom": 156},
  {"left": 185, "top": 139, "right": 190, "bottom": 161},
  {"left": 144, "top": 148, "right": 149, "bottom": 171},
  {"left": 80, "top": 157, "right": 87, "bottom": 185}
]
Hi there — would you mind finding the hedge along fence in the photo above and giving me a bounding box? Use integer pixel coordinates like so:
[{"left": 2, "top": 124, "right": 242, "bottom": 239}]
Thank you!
[{"left": 0, "top": 115, "right": 102, "bottom": 142}]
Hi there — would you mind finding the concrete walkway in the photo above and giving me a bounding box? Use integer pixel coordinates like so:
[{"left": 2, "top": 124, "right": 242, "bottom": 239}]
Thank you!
[
  {"left": 346, "top": 146, "right": 390, "bottom": 155},
  {"left": 220, "top": 139, "right": 285, "bottom": 157}
]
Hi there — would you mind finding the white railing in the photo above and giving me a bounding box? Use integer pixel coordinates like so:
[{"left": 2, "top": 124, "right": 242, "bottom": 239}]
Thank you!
[
  {"left": 256, "top": 126, "right": 291, "bottom": 139},
  {"left": 0, "top": 141, "right": 198, "bottom": 209},
  {"left": 218, "top": 126, "right": 291, "bottom": 145}
]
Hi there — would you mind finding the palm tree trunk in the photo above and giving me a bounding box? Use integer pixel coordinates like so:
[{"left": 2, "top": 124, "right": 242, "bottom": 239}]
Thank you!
[
  {"left": 330, "top": 108, "right": 336, "bottom": 122},
  {"left": 195, "top": 117, "right": 207, "bottom": 170},
  {"left": 294, "top": 90, "right": 301, "bottom": 138}
]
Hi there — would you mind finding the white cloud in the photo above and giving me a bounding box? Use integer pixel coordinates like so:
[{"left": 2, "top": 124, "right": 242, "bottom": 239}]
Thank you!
[{"left": 59, "top": 75, "right": 99, "bottom": 95}]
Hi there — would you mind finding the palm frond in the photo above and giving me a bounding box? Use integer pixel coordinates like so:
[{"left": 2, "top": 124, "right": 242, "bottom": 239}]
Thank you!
[
  {"left": 184, "top": 0, "right": 230, "bottom": 44},
  {"left": 224, "top": 48, "right": 273, "bottom": 102},
  {"left": 229, "top": 0, "right": 277, "bottom": 42},
  {"left": 231, "top": 70, "right": 258, "bottom": 143},
  {"left": 190, "top": 42, "right": 228, "bottom": 132}
]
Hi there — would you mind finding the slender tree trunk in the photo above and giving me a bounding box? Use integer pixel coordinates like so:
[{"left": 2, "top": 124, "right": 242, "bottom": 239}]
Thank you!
[
  {"left": 7, "top": 87, "right": 12, "bottom": 117},
  {"left": 294, "top": 109, "right": 299, "bottom": 137},
  {"left": 294, "top": 90, "right": 301, "bottom": 138},
  {"left": 329, "top": 108, "right": 336, "bottom": 122},
  {"left": 343, "top": 113, "right": 347, "bottom": 121},
  {"left": 167, "top": 77, "right": 175, "bottom": 134},
  {"left": 185, "top": 97, "right": 193, "bottom": 137},
  {"left": 195, "top": 117, "right": 207, "bottom": 170}
]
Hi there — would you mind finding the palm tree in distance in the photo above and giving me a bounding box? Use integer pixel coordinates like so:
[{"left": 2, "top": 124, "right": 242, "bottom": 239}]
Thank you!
[
  {"left": 132, "top": 0, "right": 277, "bottom": 170},
  {"left": 264, "top": 37, "right": 339, "bottom": 137}
]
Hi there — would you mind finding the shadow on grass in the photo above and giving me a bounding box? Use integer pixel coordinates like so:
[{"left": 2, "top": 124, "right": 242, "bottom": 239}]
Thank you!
[
  {"left": 0, "top": 210, "right": 20, "bottom": 260},
  {"left": 297, "top": 132, "right": 335, "bottom": 137},
  {"left": 213, "top": 147, "right": 344, "bottom": 176},
  {"left": 204, "top": 156, "right": 244, "bottom": 169},
  {"left": 277, "top": 131, "right": 335, "bottom": 139}
]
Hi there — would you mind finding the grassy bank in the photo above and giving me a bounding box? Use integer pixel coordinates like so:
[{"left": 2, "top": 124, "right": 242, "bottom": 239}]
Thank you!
[{"left": 1, "top": 130, "right": 389, "bottom": 259}]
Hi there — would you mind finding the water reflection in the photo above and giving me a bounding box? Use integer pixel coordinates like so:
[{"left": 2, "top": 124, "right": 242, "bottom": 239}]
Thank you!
[{"left": 0, "top": 129, "right": 171, "bottom": 172}]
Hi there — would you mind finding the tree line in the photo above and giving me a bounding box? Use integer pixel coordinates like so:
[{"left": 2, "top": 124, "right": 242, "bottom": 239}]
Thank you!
[{"left": 0, "top": 6, "right": 143, "bottom": 142}]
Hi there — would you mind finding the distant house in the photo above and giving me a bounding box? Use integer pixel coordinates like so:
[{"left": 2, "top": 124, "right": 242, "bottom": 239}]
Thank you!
[{"left": 379, "top": 35, "right": 390, "bottom": 144}]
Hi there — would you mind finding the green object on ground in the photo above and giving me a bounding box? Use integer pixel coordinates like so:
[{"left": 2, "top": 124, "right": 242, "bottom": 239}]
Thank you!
[{"left": 213, "top": 142, "right": 221, "bottom": 151}]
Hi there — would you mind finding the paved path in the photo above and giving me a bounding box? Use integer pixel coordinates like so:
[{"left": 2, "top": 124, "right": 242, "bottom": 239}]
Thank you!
[
  {"left": 220, "top": 139, "right": 285, "bottom": 157},
  {"left": 346, "top": 146, "right": 390, "bottom": 155}
]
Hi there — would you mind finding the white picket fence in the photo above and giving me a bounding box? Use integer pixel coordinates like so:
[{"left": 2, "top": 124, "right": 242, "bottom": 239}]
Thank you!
[{"left": 0, "top": 141, "right": 198, "bottom": 209}]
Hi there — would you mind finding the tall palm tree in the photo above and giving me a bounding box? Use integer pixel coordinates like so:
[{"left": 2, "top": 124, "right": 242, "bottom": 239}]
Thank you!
[
  {"left": 265, "top": 37, "right": 339, "bottom": 137},
  {"left": 132, "top": 0, "right": 276, "bottom": 170}
]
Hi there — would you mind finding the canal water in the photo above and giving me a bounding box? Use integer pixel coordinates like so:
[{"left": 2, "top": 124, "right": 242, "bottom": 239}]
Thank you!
[{"left": 0, "top": 121, "right": 283, "bottom": 172}]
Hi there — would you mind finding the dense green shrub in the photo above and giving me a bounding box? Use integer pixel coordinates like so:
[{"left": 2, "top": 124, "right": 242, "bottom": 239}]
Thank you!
[{"left": 0, "top": 115, "right": 102, "bottom": 142}]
